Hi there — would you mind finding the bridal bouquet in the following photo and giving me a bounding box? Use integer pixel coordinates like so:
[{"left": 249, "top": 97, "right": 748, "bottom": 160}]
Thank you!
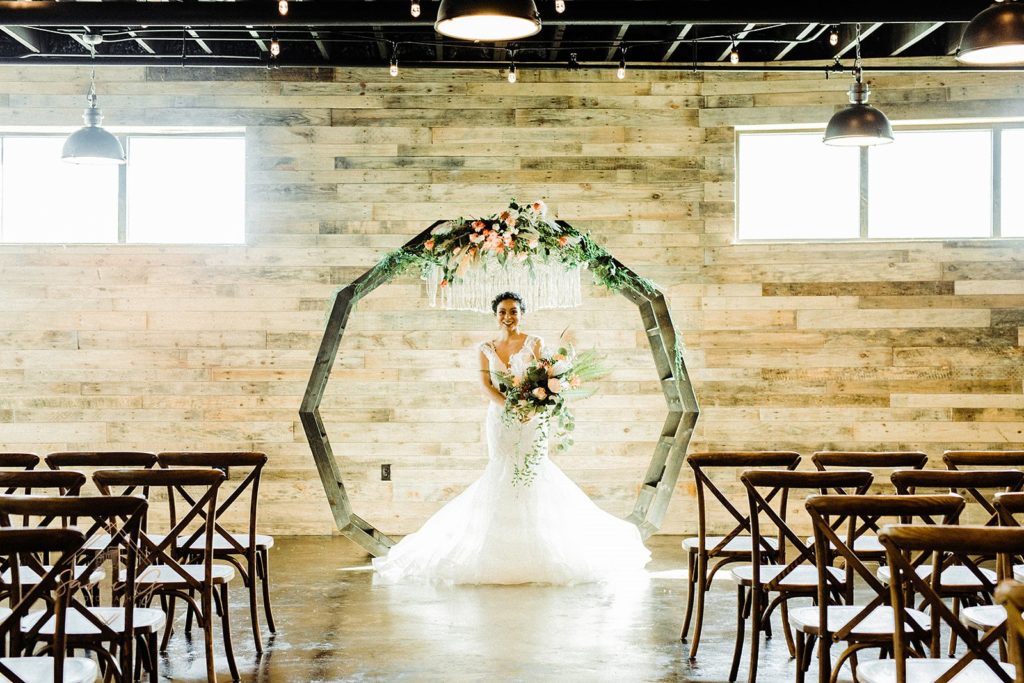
[{"left": 495, "top": 345, "right": 607, "bottom": 486}]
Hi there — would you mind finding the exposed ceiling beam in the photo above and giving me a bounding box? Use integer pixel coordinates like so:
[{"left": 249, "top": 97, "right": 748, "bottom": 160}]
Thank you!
[
  {"left": 547, "top": 25, "right": 564, "bottom": 61},
  {"left": 833, "top": 22, "right": 883, "bottom": 59},
  {"left": 188, "top": 29, "right": 213, "bottom": 55},
  {"left": 0, "top": 1, "right": 990, "bottom": 28},
  {"left": 773, "top": 22, "right": 817, "bottom": 61},
  {"left": 890, "top": 21, "right": 945, "bottom": 56},
  {"left": 371, "top": 26, "right": 388, "bottom": 62},
  {"left": 604, "top": 23, "right": 628, "bottom": 62},
  {"left": 311, "top": 29, "right": 329, "bottom": 60},
  {"left": 0, "top": 25, "right": 42, "bottom": 52},
  {"left": 661, "top": 24, "right": 692, "bottom": 62}
]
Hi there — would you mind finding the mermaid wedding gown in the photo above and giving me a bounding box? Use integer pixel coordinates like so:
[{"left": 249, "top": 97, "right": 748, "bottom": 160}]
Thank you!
[{"left": 372, "top": 335, "right": 651, "bottom": 584}]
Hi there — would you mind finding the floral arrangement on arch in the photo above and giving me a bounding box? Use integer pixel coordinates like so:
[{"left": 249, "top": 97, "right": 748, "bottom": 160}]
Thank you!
[
  {"left": 424, "top": 200, "right": 581, "bottom": 289},
  {"left": 357, "top": 198, "right": 656, "bottom": 297}
]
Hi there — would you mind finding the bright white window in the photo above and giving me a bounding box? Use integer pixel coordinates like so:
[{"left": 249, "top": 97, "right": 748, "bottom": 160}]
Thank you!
[
  {"left": 0, "top": 131, "right": 245, "bottom": 244},
  {"left": 1001, "top": 129, "right": 1024, "bottom": 237},
  {"left": 127, "top": 137, "right": 246, "bottom": 244},
  {"left": 0, "top": 137, "right": 118, "bottom": 243},
  {"left": 738, "top": 132, "right": 860, "bottom": 240},
  {"left": 868, "top": 130, "right": 991, "bottom": 238}
]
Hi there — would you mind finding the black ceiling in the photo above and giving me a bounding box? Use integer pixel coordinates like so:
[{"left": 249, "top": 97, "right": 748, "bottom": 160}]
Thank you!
[{"left": 0, "top": 0, "right": 999, "bottom": 69}]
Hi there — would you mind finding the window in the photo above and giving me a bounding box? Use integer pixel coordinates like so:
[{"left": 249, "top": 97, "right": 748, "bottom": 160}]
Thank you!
[
  {"left": 737, "top": 123, "right": 1021, "bottom": 241},
  {"left": 0, "top": 131, "right": 245, "bottom": 244}
]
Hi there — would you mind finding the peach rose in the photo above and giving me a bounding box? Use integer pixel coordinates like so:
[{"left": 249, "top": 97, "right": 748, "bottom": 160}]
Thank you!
[
  {"left": 472, "top": 220, "right": 486, "bottom": 232},
  {"left": 424, "top": 239, "right": 435, "bottom": 250},
  {"left": 547, "top": 377, "right": 562, "bottom": 394},
  {"left": 531, "top": 201, "right": 546, "bottom": 214},
  {"left": 532, "top": 387, "right": 547, "bottom": 400},
  {"left": 512, "top": 375, "right": 522, "bottom": 387},
  {"left": 469, "top": 233, "right": 485, "bottom": 244},
  {"left": 528, "top": 239, "right": 539, "bottom": 249},
  {"left": 558, "top": 235, "right": 569, "bottom": 247},
  {"left": 440, "top": 279, "right": 449, "bottom": 288},
  {"left": 453, "top": 246, "right": 462, "bottom": 255}
]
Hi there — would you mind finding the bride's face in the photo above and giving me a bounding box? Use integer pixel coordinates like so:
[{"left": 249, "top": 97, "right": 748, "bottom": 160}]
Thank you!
[{"left": 495, "top": 299, "right": 523, "bottom": 333}]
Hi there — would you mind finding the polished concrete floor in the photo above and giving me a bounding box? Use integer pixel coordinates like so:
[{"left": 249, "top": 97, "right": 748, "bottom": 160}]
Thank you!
[{"left": 160, "top": 535, "right": 830, "bottom": 682}]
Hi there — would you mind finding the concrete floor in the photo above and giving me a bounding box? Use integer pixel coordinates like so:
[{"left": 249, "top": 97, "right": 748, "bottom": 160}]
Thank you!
[{"left": 159, "top": 535, "right": 821, "bottom": 682}]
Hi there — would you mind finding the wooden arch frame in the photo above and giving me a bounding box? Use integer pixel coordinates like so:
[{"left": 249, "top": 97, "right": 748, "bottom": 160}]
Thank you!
[{"left": 300, "top": 220, "right": 699, "bottom": 557}]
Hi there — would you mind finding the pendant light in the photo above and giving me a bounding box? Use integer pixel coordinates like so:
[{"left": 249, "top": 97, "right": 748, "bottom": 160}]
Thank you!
[
  {"left": 958, "top": 1, "right": 1024, "bottom": 65},
  {"left": 62, "top": 66, "right": 126, "bottom": 165},
  {"left": 435, "top": 0, "right": 541, "bottom": 41},
  {"left": 823, "top": 24, "right": 893, "bottom": 147}
]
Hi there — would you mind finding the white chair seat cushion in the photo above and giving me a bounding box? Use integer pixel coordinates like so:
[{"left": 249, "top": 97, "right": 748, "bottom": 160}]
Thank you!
[
  {"left": 121, "top": 564, "right": 235, "bottom": 585},
  {"left": 876, "top": 564, "right": 996, "bottom": 589},
  {"left": 1, "top": 566, "right": 104, "bottom": 586},
  {"left": 962, "top": 604, "right": 1006, "bottom": 630},
  {"left": 804, "top": 535, "right": 885, "bottom": 554},
  {"left": 790, "top": 605, "right": 930, "bottom": 636},
  {"left": 81, "top": 533, "right": 165, "bottom": 552},
  {"left": 1014, "top": 563, "right": 1024, "bottom": 583},
  {"left": 23, "top": 606, "right": 165, "bottom": 636},
  {"left": 0, "top": 656, "right": 98, "bottom": 683},
  {"left": 856, "top": 658, "right": 1015, "bottom": 683},
  {"left": 176, "top": 533, "right": 275, "bottom": 551},
  {"left": 731, "top": 564, "right": 843, "bottom": 588}
]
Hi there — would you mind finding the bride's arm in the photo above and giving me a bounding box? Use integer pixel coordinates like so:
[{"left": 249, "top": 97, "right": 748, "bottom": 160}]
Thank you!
[{"left": 478, "top": 349, "right": 507, "bottom": 406}]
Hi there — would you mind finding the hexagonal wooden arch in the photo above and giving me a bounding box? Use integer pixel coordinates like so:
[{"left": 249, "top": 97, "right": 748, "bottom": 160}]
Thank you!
[{"left": 299, "top": 220, "right": 700, "bottom": 557}]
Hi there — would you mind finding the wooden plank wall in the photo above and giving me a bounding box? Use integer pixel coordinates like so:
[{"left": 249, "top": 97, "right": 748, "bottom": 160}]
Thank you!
[{"left": 0, "top": 61, "right": 1020, "bottom": 537}]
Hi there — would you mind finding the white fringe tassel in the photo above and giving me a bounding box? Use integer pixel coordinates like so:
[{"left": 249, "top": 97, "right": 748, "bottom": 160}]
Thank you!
[{"left": 425, "top": 261, "right": 583, "bottom": 313}]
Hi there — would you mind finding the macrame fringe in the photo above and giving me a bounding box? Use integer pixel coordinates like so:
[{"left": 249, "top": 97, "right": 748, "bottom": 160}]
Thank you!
[{"left": 425, "top": 261, "right": 583, "bottom": 313}]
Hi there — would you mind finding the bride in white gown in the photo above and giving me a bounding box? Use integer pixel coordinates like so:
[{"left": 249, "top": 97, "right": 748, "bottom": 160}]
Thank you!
[{"left": 372, "top": 291, "right": 651, "bottom": 585}]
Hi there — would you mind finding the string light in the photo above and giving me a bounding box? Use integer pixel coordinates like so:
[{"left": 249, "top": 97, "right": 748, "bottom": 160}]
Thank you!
[
  {"left": 389, "top": 43, "right": 399, "bottom": 77},
  {"left": 507, "top": 62, "right": 517, "bottom": 83},
  {"left": 410, "top": 0, "right": 421, "bottom": 18},
  {"left": 616, "top": 46, "right": 627, "bottom": 79},
  {"left": 270, "top": 36, "right": 281, "bottom": 57},
  {"left": 829, "top": 26, "right": 840, "bottom": 47},
  {"left": 730, "top": 37, "right": 739, "bottom": 64},
  {"left": 277, "top": 0, "right": 288, "bottom": 16},
  {"left": 554, "top": 0, "right": 565, "bottom": 13},
  {"left": 567, "top": 52, "right": 579, "bottom": 71}
]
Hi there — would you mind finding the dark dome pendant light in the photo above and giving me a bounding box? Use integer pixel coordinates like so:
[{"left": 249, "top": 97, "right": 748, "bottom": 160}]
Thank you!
[
  {"left": 958, "top": 1, "right": 1024, "bottom": 65},
  {"left": 823, "top": 24, "right": 894, "bottom": 147}
]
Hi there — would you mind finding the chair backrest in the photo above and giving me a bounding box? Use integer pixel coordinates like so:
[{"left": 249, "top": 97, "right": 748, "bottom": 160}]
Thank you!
[
  {"left": 0, "top": 469, "right": 86, "bottom": 497},
  {"left": 880, "top": 525, "right": 1024, "bottom": 683},
  {"left": 892, "top": 469, "right": 1024, "bottom": 526},
  {"left": 0, "top": 527, "right": 84, "bottom": 683},
  {"left": 741, "top": 469, "right": 873, "bottom": 591},
  {"left": 45, "top": 451, "right": 158, "bottom": 470},
  {"left": 0, "top": 453, "right": 39, "bottom": 470},
  {"left": 812, "top": 451, "right": 929, "bottom": 474},
  {"left": 945, "top": 450, "right": 1024, "bottom": 470},
  {"left": 995, "top": 580, "right": 1024, "bottom": 683},
  {"left": 0, "top": 495, "right": 147, "bottom": 682},
  {"left": 805, "top": 494, "right": 965, "bottom": 682},
  {"left": 996, "top": 492, "right": 1024, "bottom": 527},
  {"left": 158, "top": 451, "right": 268, "bottom": 555},
  {"left": 93, "top": 468, "right": 225, "bottom": 592},
  {"left": 686, "top": 451, "right": 801, "bottom": 557}
]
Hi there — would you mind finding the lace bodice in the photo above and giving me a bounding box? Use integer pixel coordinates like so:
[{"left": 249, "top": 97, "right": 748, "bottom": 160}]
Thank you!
[{"left": 480, "top": 335, "right": 542, "bottom": 388}]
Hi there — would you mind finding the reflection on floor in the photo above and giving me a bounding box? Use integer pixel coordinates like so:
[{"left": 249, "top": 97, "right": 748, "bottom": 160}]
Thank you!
[{"left": 161, "top": 535, "right": 816, "bottom": 682}]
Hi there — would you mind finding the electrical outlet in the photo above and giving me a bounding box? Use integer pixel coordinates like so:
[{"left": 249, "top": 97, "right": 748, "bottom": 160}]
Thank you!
[{"left": 381, "top": 464, "right": 391, "bottom": 481}]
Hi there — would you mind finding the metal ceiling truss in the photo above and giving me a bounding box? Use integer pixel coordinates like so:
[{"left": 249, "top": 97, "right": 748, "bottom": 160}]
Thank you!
[
  {"left": 299, "top": 221, "right": 698, "bottom": 557},
  {"left": 0, "top": 0, "right": 1002, "bottom": 70}
]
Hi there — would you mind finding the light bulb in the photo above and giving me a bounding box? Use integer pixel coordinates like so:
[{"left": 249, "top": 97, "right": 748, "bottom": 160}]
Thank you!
[
  {"left": 270, "top": 38, "right": 281, "bottom": 57},
  {"left": 390, "top": 59, "right": 399, "bottom": 77},
  {"left": 507, "top": 64, "right": 517, "bottom": 83},
  {"left": 730, "top": 47, "right": 739, "bottom": 64},
  {"left": 278, "top": 0, "right": 288, "bottom": 16},
  {"left": 410, "top": 0, "right": 421, "bottom": 18},
  {"left": 616, "top": 62, "right": 626, "bottom": 79},
  {"left": 555, "top": 0, "right": 565, "bottom": 13},
  {"left": 829, "top": 27, "right": 840, "bottom": 47}
]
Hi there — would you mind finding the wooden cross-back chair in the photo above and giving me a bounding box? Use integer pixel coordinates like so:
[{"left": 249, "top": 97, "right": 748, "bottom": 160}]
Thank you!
[
  {"left": 0, "top": 495, "right": 160, "bottom": 683},
  {"left": 0, "top": 527, "right": 97, "bottom": 683},
  {"left": 0, "top": 453, "right": 39, "bottom": 471},
  {"left": 891, "top": 469, "right": 1024, "bottom": 657},
  {"left": 945, "top": 450, "right": 1024, "bottom": 471},
  {"left": 729, "top": 468, "right": 873, "bottom": 683},
  {"left": 996, "top": 580, "right": 1024, "bottom": 683},
  {"left": 158, "top": 451, "right": 276, "bottom": 652},
  {"left": 796, "top": 494, "right": 964, "bottom": 683},
  {"left": 679, "top": 451, "right": 801, "bottom": 660},
  {"left": 0, "top": 470, "right": 86, "bottom": 531},
  {"left": 94, "top": 468, "right": 237, "bottom": 683},
  {"left": 857, "top": 525, "right": 1024, "bottom": 683}
]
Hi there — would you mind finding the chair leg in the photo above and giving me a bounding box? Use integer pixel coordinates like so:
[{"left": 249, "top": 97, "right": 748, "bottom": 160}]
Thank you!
[
  {"left": 689, "top": 552, "right": 710, "bottom": 659},
  {"left": 680, "top": 548, "right": 697, "bottom": 643},
  {"left": 795, "top": 631, "right": 806, "bottom": 683},
  {"left": 729, "top": 585, "right": 748, "bottom": 683},
  {"left": 817, "top": 631, "right": 831, "bottom": 683},
  {"left": 219, "top": 584, "right": 240, "bottom": 682},
  {"left": 748, "top": 588, "right": 763, "bottom": 683},
  {"left": 149, "top": 633, "right": 159, "bottom": 683},
  {"left": 259, "top": 548, "right": 276, "bottom": 634},
  {"left": 779, "top": 599, "right": 796, "bottom": 658},
  {"left": 202, "top": 588, "right": 217, "bottom": 683},
  {"left": 947, "top": 597, "right": 960, "bottom": 657},
  {"left": 247, "top": 551, "right": 263, "bottom": 653},
  {"left": 160, "top": 595, "right": 176, "bottom": 652}
]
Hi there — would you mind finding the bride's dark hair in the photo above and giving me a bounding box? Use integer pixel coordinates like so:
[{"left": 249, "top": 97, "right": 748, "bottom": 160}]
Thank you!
[{"left": 491, "top": 291, "right": 526, "bottom": 314}]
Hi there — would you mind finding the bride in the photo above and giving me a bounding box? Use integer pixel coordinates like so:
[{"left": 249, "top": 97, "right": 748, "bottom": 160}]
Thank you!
[{"left": 372, "top": 291, "right": 651, "bottom": 584}]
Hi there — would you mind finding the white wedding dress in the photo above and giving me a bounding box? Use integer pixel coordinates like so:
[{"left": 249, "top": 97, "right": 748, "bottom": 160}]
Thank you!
[{"left": 372, "top": 335, "right": 651, "bottom": 585}]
